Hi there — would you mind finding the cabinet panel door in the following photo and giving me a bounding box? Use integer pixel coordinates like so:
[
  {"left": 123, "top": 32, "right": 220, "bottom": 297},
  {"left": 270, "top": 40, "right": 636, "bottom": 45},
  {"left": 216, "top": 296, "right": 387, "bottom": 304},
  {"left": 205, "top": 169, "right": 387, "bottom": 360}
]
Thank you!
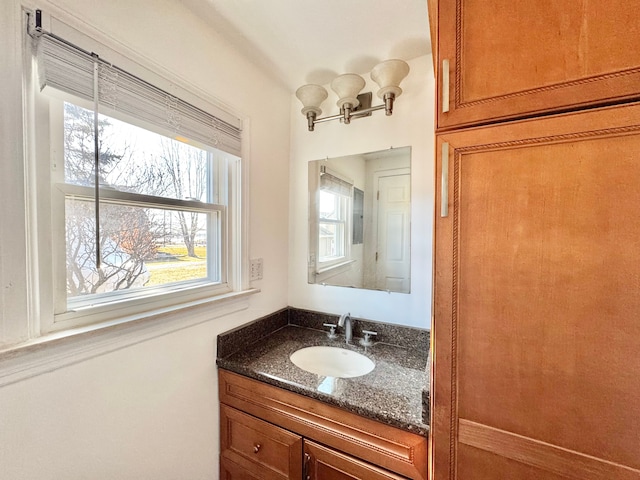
[
  {"left": 304, "top": 440, "right": 407, "bottom": 480},
  {"left": 435, "top": 0, "right": 640, "bottom": 130},
  {"left": 431, "top": 103, "right": 640, "bottom": 479},
  {"left": 220, "top": 405, "right": 302, "bottom": 480}
]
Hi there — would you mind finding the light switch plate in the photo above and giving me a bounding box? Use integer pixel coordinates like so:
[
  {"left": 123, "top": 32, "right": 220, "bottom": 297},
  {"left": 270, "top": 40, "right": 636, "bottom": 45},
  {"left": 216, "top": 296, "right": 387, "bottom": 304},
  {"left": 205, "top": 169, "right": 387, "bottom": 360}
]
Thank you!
[{"left": 250, "top": 258, "right": 263, "bottom": 280}]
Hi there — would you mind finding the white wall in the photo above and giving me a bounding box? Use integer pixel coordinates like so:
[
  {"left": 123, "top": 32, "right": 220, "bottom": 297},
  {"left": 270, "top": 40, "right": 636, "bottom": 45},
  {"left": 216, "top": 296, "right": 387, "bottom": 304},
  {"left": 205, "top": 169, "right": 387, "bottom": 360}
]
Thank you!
[
  {"left": 0, "top": 0, "right": 291, "bottom": 478},
  {"left": 288, "top": 55, "right": 435, "bottom": 329}
]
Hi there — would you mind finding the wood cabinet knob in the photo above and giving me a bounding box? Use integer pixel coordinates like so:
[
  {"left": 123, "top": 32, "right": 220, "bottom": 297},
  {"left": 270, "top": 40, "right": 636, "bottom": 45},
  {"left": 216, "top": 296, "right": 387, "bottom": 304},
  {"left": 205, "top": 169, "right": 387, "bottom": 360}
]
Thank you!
[{"left": 253, "top": 444, "right": 261, "bottom": 453}]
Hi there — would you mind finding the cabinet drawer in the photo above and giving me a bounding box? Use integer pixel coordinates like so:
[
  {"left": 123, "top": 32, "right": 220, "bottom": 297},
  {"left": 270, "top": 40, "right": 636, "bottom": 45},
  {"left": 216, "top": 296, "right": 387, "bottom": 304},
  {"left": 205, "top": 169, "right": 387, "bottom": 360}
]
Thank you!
[
  {"left": 220, "top": 404, "right": 303, "bottom": 480},
  {"left": 220, "top": 457, "right": 262, "bottom": 480}
]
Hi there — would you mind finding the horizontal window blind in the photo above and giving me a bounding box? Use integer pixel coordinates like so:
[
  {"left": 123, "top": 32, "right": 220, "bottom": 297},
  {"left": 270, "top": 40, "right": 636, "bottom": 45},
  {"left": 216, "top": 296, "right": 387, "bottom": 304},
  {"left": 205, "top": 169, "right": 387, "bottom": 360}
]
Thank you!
[
  {"left": 36, "top": 34, "right": 242, "bottom": 156},
  {"left": 320, "top": 171, "right": 353, "bottom": 197}
]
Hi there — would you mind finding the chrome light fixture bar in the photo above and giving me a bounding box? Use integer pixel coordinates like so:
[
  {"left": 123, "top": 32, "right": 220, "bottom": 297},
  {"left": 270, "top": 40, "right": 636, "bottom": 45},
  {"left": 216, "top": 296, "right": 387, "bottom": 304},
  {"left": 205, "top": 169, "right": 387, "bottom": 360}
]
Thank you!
[{"left": 296, "top": 59, "right": 410, "bottom": 132}]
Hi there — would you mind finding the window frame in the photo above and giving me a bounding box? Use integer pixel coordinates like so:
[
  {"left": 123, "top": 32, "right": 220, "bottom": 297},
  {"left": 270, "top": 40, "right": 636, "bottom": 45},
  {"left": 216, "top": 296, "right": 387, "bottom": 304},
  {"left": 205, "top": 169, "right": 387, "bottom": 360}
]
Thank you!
[
  {"left": 315, "top": 168, "right": 354, "bottom": 273},
  {"left": 317, "top": 189, "right": 350, "bottom": 267},
  {"left": 27, "top": 16, "right": 250, "bottom": 335}
]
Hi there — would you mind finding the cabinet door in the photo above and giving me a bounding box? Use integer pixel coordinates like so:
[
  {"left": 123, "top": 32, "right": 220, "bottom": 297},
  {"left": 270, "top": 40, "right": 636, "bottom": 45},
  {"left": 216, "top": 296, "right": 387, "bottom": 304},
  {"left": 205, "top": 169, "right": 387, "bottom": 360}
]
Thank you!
[
  {"left": 303, "top": 440, "right": 407, "bottom": 480},
  {"left": 435, "top": 0, "right": 640, "bottom": 130},
  {"left": 220, "top": 405, "right": 303, "bottom": 480},
  {"left": 431, "top": 103, "right": 640, "bottom": 479}
]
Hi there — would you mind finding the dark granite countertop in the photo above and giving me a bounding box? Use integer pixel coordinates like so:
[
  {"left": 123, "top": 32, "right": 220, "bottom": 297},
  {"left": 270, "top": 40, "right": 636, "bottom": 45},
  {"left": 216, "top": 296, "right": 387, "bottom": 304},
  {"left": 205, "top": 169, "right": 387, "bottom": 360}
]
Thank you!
[{"left": 217, "top": 321, "right": 429, "bottom": 437}]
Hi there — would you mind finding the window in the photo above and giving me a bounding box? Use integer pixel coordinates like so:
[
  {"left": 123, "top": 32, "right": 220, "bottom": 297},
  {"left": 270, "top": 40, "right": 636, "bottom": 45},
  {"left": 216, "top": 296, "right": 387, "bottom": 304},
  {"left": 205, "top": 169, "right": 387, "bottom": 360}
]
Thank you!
[
  {"left": 29, "top": 28, "right": 246, "bottom": 332},
  {"left": 317, "top": 168, "right": 353, "bottom": 269},
  {"left": 59, "top": 103, "right": 227, "bottom": 303}
]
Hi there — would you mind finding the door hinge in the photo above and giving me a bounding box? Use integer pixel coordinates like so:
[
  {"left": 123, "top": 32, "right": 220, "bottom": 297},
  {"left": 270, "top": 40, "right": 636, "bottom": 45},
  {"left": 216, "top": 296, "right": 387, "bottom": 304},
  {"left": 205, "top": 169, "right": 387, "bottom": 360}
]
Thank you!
[{"left": 375, "top": 252, "right": 379, "bottom": 261}]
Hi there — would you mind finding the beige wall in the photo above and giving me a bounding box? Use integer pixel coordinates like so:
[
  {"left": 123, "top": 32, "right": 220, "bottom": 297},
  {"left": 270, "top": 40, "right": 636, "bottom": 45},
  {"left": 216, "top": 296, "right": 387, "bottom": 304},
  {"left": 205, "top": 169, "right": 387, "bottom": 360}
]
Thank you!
[{"left": 0, "top": 0, "right": 291, "bottom": 478}]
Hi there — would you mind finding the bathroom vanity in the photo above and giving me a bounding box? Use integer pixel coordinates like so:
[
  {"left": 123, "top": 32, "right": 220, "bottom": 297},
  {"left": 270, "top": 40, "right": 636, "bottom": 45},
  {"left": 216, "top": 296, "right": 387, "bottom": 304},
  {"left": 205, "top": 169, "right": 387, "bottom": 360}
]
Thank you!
[{"left": 216, "top": 308, "right": 429, "bottom": 479}]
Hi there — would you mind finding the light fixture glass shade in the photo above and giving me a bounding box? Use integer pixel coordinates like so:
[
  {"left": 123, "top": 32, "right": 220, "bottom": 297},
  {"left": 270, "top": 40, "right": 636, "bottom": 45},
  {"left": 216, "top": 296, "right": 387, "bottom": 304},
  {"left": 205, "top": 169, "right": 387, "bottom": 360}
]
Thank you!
[
  {"left": 330, "top": 73, "right": 366, "bottom": 109},
  {"left": 370, "top": 59, "right": 410, "bottom": 99},
  {"left": 296, "top": 84, "right": 328, "bottom": 116}
]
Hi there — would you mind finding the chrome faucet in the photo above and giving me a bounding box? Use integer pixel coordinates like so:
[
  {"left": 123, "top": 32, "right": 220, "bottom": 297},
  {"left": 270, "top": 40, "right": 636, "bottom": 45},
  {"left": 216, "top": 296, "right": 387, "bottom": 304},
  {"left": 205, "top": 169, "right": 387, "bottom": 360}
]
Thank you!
[{"left": 338, "top": 312, "right": 353, "bottom": 344}]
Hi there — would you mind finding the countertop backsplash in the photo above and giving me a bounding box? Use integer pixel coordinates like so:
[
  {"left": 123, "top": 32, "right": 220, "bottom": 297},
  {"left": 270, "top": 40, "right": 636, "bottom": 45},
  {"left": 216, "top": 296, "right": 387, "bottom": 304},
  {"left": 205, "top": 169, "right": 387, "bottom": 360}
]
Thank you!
[{"left": 217, "top": 307, "right": 430, "bottom": 357}]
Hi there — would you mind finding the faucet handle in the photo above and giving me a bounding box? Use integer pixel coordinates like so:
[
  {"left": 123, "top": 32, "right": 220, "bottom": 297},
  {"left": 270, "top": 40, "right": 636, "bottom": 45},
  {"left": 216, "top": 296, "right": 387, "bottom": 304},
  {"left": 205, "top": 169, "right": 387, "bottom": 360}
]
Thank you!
[
  {"left": 360, "top": 330, "right": 378, "bottom": 347},
  {"left": 323, "top": 323, "right": 338, "bottom": 340}
]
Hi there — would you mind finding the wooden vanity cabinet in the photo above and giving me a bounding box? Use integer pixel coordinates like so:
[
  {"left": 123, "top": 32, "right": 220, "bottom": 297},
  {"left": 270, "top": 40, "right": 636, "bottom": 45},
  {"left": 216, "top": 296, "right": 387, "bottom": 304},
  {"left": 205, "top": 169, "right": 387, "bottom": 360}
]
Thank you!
[
  {"left": 218, "top": 369, "right": 428, "bottom": 480},
  {"left": 220, "top": 415, "right": 406, "bottom": 480},
  {"left": 433, "top": 0, "right": 640, "bottom": 130},
  {"left": 431, "top": 102, "right": 640, "bottom": 479}
]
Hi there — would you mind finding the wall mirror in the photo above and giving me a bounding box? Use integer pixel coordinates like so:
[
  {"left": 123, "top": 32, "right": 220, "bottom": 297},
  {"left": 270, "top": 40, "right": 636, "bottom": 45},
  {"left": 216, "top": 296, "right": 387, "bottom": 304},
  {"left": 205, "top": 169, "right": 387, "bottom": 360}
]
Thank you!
[{"left": 308, "top": 147, "right": 411, "bottom": 293}]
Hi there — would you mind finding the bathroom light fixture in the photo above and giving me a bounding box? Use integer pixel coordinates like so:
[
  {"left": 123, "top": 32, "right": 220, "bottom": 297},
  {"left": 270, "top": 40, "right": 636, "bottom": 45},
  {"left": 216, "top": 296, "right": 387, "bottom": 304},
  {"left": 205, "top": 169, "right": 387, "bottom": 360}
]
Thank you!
[{"left": 295, "top": 59, "right": 410, "bottom": 132}]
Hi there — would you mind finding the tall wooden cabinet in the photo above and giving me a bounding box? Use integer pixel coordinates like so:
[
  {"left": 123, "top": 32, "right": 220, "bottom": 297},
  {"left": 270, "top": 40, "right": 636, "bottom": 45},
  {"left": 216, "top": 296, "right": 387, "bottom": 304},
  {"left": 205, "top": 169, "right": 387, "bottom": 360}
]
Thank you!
[{"left": 429, "top": 2, "right": 640, "bottom": 479}]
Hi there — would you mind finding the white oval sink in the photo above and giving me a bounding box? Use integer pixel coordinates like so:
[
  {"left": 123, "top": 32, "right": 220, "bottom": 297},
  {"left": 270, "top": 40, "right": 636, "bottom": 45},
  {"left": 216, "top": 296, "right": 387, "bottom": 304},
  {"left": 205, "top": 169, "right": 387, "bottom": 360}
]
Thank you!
[{"left": 290, "top": 346, "right": 375, "bottom": 378}]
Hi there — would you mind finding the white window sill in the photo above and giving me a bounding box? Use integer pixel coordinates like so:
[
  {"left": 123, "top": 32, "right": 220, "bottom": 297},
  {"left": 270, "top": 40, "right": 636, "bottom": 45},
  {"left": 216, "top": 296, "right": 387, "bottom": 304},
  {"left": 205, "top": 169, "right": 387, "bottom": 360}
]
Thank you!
[
  {"left": 0, "top": 288, "right": 259, "bottom": 388},
  {"left": 314, "top": 260, "right": 357, "bottom": 284},
  {"left": 316, "top": 259, "right": 356, "bottom": 275}
]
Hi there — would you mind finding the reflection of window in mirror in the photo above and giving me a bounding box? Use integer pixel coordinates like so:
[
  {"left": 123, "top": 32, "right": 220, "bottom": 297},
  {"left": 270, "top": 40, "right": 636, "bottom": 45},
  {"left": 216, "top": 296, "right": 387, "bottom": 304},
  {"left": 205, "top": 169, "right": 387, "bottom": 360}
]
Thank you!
[{"left": 318, "top": 167, "right": 353, "bottom": 269}]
